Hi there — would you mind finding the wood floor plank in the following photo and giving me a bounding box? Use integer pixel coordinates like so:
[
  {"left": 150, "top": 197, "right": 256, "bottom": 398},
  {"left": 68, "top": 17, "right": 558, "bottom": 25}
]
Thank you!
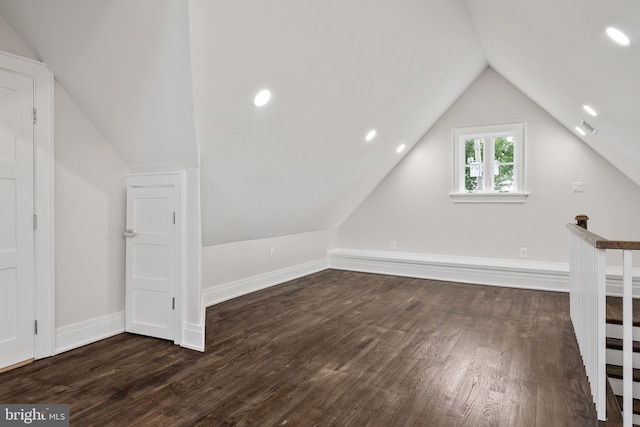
[{"left": 0, "top": 269, "right": 600, "bottom": 426}]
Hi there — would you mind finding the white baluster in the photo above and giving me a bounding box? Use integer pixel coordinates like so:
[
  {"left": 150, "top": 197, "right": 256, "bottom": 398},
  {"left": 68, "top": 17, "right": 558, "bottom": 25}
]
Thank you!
[{"left": 623, "top": 250, "right": 632, "bottom": 427}]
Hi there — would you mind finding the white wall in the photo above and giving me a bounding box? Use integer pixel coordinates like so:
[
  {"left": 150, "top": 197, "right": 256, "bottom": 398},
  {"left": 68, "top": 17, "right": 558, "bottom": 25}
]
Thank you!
[
  {"left": 54, "top": 84, "right": 128, "bottom": 327},
  {"left": 0, "top": 0, "right": 199, "bottom": 169},
  {"left": 0, "top": 16, "right": 129, "bottom": 329},
  {"left": 338, "top": 68, "right": 640, "bottom": 263},
  {"left": 202, "top": 229, "right": 335, "bottom": 289},
  {"left": 0, "top": 13, "right": 33, "bottom": 60}
]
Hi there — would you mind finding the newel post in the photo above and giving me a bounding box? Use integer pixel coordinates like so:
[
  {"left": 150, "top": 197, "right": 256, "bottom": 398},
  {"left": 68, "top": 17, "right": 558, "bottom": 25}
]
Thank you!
[{"left": 576, "top": 214, "right": 589, "bottom": 229}]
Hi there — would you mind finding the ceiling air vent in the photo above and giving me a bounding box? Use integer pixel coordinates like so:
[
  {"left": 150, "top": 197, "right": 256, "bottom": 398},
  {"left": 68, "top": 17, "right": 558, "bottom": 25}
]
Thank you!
[{"left": 581, "top": 120, "right": 598, "bottom": 135}]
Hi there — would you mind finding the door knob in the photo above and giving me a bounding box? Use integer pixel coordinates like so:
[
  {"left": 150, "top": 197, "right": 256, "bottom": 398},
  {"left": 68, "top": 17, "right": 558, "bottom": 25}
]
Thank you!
[{"left": 123, "top": 229, "right": 137, "bottom": 238}]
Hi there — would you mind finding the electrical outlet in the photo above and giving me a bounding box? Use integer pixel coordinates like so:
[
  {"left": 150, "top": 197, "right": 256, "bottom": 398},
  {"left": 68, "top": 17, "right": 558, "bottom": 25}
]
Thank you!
[
  {"left": 390, "top": 241, "right": 397, "bottom": 250},
  {"left": 520, "top": 248, "right": 528, "bottom": 258},
  {"left": 270, "top": 248, "right": 275, "bottom": 258}
]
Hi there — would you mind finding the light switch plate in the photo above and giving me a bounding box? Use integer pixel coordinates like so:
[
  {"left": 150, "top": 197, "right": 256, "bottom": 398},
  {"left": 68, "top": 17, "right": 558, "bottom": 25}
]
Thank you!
[{"left": 572, "top": 181, "right": 584, "bottom": 193}]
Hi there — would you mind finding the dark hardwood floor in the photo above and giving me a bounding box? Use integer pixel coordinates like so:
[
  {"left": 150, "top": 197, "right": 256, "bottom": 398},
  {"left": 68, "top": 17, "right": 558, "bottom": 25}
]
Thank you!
[{"left": 0, "top": 270, "right": 598, "bottom": 426}]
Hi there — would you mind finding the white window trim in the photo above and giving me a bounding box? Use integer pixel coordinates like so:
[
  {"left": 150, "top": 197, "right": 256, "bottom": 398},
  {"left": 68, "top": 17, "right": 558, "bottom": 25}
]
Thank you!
[{"left": 450, "top": 123, "right": 528, "bottom": 204}]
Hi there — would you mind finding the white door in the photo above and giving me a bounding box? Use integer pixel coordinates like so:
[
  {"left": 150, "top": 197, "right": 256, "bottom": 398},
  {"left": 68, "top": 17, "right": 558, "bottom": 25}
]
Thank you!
[
  {"left": 0, "top": 69, "right": 35, "bottom": 370},
  {"left": 125, "top": 185, "right": 176, "bottom": 341}
]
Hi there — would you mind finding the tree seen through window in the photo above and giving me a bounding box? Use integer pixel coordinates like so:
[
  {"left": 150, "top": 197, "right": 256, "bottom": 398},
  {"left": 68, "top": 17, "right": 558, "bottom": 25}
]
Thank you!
[{"left": 464, "top": 136, "right": 514, "bottom": 192}]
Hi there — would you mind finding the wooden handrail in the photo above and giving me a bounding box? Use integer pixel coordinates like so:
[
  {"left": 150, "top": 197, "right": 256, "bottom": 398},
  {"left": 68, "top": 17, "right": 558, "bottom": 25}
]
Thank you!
[
  {"left": 597, "top": 240, "right": 640, "bottom": 251},
  {"left": 566, "top": 223, "right": 640, "bottom": 251},
  {"left": 567, "top": 223, "right": 605, "bottom": 246}
]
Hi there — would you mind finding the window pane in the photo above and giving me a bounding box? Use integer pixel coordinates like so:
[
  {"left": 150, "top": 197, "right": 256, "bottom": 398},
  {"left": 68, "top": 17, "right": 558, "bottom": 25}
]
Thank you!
[
  {"left": 464, "top": 138, "right": 484, "bottom": 191},
  {"left": 494, "top": 164, "right": 514, "bottom": 191},
  {"left": 494, "top": 137, "right": 514, "bottom": 163},
  {"left": 465, "top": 166, "right": 479, "bottom": 191},
  {"left": 465, "top": 138, "right": 484, "bottom": 165}
]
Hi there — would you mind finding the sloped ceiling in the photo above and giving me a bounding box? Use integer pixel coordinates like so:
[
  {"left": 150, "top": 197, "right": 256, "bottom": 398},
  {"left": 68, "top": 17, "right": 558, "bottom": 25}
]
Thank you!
[
  {"left": 0, "top": 0, "right": 198, "bottom": 168},
  {"left": 465, "top": 0, "right": 640, "bottom": 185},
  {"left": 0, "top": 1, "right": 637, "bottom": 246},
  {"left": 190, "top": 0, "right": 486, "bottom": 244}
]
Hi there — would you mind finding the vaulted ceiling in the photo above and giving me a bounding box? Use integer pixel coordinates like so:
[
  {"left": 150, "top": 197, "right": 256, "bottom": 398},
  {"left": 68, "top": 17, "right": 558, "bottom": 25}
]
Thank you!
[
  {"left": 190, "top": 0, "right": 486, "bottom": 244},
  {"left": 0, "top": 0, "right": 637, "bottom": 245}
]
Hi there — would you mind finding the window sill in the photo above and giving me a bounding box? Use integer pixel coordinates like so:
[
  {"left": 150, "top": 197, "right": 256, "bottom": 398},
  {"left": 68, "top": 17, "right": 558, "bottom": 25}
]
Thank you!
[{"left": 449, "top": 192, "right": 529, "bottom": 204}]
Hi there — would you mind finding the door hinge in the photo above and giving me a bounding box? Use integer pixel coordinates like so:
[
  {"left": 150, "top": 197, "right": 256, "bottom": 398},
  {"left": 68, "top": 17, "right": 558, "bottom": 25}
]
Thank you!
[
  {"left": 34, "top": 320, "right": 38, "bottom": 335},
  {"left": 33, "top": 214, "right": 38, "bottom": 230},
  {"left": 33, "top": 108, "right": 37, "bottom": 124},
  {"left": 172, "top": 297, "right": 175, "bottom": 310},
  {"left": 173, "top": 212, "right": 176, "bottom": 225}
]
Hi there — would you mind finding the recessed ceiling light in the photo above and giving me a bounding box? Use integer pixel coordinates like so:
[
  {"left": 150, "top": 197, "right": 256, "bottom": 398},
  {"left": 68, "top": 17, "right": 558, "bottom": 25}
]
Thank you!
[
  {"left": 575, "top": 126, "right": 587, "bottom": 136},
  {"left": 365, "top": 130, "right": 377, "bottom": 142},
  {"left": 253, "top": 89, "right": 271, "bottom": 107},
  {"left": 606, "top": 27, "right": 630, "bottom": 46},
  {"left": 583, "top": 105, "right": 598, "bottom": 117},
  {"left": 396, "top": 144, "right": 406, "bottom": 153}
]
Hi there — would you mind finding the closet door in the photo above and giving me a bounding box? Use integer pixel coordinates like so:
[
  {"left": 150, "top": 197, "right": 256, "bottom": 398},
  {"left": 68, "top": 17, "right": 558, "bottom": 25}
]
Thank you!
[
  {"left": 0, "top": 69, "right": 35, "bottom": 371},
  {"left": 125, "top": 184, "right": 176, "bottom": 341}
]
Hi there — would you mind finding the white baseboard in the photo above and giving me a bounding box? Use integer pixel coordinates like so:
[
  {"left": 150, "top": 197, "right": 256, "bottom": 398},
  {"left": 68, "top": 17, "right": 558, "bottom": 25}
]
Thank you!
[
  {"left": 329, "top": 248, "right": 569, "bottom": 292},
  {"left": 328, "top": 248, "right": 640, "bottom": 295},
  {"left": 56, "top": 311, "right": 205, "bottom": 354},
  {"left": 55, "top": 311, "right": 125, "bottom": 354},
  {"left": 203, "top": 258, "right": 328, "bottom": 307},
  {"left": 181, "top": 321, "right": 205, "bottom": 352},
  {"left": 605, "top": 266, "right": 640, "bottom": 297}
]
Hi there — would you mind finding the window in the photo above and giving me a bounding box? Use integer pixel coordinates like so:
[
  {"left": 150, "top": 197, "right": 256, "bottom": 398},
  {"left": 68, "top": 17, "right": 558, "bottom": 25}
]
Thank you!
[{"left": 451, "top": 123, "right": 528, "bottom": 203}]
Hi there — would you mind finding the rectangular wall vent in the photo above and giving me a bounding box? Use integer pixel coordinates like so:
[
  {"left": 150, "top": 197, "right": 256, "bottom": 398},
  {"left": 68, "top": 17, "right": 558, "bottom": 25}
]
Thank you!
[{"left": 581, "top": 120, "right": 598, "bottom": 135}]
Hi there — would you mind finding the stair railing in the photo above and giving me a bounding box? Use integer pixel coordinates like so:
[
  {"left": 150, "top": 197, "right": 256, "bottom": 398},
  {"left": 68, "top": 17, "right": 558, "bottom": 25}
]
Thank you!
[{"left": 568, "top": 215, "right": 640, "bottom": 426}]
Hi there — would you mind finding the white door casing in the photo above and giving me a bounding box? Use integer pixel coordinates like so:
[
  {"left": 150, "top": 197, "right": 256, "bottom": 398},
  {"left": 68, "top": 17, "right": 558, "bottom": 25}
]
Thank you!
[
  {"left": 125, "top": 173, "right": 184, "bottom": 343},
  {"left": 0, "top": 69, "right": 34, "bottom": 369}
]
